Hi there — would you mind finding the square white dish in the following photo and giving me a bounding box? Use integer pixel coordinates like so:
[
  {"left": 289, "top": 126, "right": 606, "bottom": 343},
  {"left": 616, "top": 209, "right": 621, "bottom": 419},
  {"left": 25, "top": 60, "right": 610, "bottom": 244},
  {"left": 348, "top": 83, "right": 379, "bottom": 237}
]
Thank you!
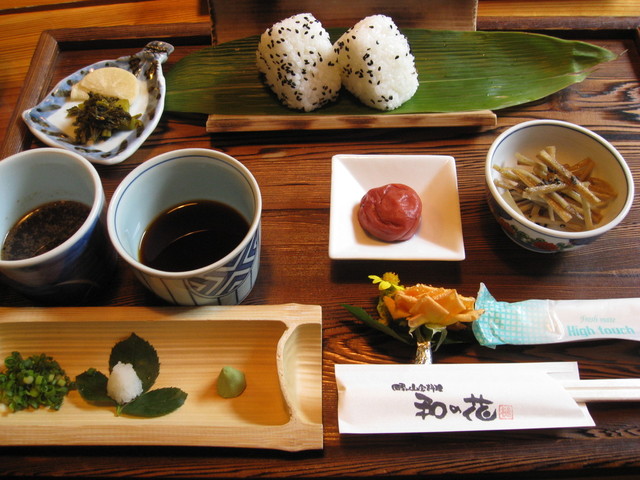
[{"left": 329, "top": 154, "right": 465, "bottom": 260}]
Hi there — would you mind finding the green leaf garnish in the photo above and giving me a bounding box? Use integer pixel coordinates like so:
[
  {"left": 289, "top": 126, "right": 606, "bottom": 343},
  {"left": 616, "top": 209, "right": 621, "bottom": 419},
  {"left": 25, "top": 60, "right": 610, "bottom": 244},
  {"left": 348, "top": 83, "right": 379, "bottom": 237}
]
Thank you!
[
  {"left": 342, "top": 304, "right": 413, "bottom": 345},
  {"left": 120, "top": 388, "right": 188, "bottom": 418},
  {"left": 109, "top": 333, "right": 159, "bottom": 392},
  {"left": 76, "top": 333, "right": 187, "bottom": 418},
  {"left": 75, "top": 368, "right": 114, "bottom": 406}
]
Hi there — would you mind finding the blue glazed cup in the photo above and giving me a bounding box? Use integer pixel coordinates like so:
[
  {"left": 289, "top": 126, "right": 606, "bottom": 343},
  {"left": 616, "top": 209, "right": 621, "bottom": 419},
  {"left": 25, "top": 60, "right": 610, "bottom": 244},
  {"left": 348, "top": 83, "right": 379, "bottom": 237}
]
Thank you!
[
  {"left": 0, "top": 148, "right": 116, "bottom": 303},
  {"left": 107, "top": 148, "right": 262, "bottom": 305}
]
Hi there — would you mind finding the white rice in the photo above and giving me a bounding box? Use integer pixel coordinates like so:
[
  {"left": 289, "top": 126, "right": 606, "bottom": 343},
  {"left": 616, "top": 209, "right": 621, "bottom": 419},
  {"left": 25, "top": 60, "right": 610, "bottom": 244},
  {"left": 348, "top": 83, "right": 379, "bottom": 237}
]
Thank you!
[
  {"left": 107, "top": 361, "right": 143, "bottom": 404},
  {"left": 256, "top": 13, "right": 341, "bottom": 112},
  {"left": 334, "top": 14, "right": 419, "bottom": 111}
]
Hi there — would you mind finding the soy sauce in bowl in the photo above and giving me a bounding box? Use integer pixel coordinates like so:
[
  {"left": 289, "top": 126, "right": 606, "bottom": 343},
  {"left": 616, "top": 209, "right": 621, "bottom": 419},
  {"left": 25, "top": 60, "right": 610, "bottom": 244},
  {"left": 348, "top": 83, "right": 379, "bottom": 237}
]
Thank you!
[
  {"left": 139, "top": 200, "right": 249, "bottom": 272},
  {"left": 1, "top": 200, "right": 91, "bottom": 261}
]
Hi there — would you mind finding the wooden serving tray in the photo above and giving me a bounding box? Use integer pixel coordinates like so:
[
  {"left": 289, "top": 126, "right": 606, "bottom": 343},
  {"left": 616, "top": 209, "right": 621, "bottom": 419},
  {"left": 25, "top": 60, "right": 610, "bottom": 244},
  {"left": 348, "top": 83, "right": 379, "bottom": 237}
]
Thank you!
[
  {"left": 0, "top": 304, "right": 323, "bottom": 451},
  {"left": 206, "top": 111, "right": 498, "bottom": 133}
]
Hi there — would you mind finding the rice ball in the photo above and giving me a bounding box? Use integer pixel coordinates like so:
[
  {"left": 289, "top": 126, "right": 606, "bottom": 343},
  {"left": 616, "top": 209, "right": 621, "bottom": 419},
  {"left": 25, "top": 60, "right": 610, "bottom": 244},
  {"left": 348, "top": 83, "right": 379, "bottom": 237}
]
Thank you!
[
  {"left": 334, "top": 15, "right": 419, "bottom": 111},
  {"left": 107, "top": 361, "right": 143, "bottom": 405},
  {"left": 256, "top": 13, "right": 341, "bottom": 112}
]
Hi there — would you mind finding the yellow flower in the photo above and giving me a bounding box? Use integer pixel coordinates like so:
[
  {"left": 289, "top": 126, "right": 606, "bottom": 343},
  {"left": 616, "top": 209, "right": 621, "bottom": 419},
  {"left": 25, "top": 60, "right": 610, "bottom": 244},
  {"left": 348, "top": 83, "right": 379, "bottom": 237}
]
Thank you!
[{"left": 369, "top": 273, "right": 404, "bottom": 292}]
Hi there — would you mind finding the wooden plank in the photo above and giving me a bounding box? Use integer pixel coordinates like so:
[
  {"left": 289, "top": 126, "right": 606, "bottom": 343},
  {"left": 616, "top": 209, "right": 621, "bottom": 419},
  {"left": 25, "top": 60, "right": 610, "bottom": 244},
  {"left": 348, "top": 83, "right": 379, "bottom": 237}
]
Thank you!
[
  {"left": 0, "top": 304, "right": 323, "bottom": 450},
  {"left": 0, "top": 0, "right": 125, "bottom": 12},
  {"left": 206, "top": 111, "right": 498, "bottom": 133},
  {"left": 208, "top": 0, "right": 479, "bottom": 44},
  {"left": 1, "top": 30, "right": 59, "bottom": 159}
]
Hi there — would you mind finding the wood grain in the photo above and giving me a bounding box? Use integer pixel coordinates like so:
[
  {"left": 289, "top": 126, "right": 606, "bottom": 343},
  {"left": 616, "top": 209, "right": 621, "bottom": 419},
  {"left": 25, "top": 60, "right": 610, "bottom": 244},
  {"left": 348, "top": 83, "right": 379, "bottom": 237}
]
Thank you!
[
  {"left": 0, "top": 15, "right": 640, "bottom": 480},
  {"left": 206, "top": 111, "right": 498, "bottom": 133},
  {"left": 0, "top": 305, "right": 323, "bottom": 451},
  {"left": 209, "top": 0, "right": 479, "bottom": 43}
]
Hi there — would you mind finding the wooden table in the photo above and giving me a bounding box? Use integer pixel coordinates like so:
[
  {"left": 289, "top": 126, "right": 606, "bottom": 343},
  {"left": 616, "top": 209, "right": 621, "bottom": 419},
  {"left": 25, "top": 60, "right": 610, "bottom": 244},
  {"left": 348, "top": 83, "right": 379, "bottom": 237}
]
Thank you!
[{"left": 1, "top": 2, "right": 640, "bottom": 478}]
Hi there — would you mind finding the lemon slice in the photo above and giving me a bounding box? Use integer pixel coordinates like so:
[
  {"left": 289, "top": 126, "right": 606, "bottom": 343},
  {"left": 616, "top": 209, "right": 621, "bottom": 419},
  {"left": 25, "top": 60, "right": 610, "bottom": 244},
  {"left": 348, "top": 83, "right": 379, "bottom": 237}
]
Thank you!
[{"left": 70, "top": 67, "right": 139, "bottom": 103}]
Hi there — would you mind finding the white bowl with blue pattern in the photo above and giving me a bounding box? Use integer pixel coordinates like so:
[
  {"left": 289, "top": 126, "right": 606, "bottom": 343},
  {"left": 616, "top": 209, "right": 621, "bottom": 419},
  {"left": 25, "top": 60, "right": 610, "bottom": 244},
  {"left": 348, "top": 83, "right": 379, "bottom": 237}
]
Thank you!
[
  {"left": 107, "top": 148, "right": 262, "bottom": 306},
  {"left": 22, "top": 41, "right": 173, "bottom": 165},
  {"left": 486, "top": 120, "right": 634, "bottom": 253}
]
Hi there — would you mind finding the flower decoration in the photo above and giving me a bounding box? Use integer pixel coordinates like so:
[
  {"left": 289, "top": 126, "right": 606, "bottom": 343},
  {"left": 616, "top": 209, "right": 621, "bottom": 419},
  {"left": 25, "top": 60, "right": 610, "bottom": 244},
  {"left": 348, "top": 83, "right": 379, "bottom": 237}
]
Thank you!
[{"left": 343, "top": 273, "right": 484, "bottom": 363}]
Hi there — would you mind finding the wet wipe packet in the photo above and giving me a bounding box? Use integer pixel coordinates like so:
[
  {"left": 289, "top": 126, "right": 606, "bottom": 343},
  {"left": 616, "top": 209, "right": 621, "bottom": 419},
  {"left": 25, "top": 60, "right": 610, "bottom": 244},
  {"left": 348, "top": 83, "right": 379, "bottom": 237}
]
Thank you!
[{"left": 472, "top": 283, "right": 640, "bottom": 347}]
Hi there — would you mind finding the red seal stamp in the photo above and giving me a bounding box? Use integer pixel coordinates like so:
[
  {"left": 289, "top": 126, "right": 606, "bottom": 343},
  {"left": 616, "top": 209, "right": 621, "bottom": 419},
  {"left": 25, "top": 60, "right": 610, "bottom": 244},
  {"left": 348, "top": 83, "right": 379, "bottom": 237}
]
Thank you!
[{"left": 499, "top": 405, "right": 514, "bottom": 420}]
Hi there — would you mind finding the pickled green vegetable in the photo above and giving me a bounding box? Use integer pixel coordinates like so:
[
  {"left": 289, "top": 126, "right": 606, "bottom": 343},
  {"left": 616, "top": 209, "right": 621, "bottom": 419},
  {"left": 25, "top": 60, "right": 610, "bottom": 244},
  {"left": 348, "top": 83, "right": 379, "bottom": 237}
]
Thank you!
[{"left": 67, "top": 92, "right": 143, "bottom": 144}]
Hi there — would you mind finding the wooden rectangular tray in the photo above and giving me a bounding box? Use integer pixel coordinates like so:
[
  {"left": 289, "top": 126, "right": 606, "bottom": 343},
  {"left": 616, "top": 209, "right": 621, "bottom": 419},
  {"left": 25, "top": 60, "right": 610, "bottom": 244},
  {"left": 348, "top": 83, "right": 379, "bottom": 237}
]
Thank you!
[{"left": 0, "top": 304, "right": 323, "bottom": 451}]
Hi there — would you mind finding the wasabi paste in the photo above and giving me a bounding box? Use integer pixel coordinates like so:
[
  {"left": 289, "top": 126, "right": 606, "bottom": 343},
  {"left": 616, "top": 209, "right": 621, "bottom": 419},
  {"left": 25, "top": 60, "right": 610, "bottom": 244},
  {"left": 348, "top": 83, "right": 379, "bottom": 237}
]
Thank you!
[{"left": 217, "top": 366, "right": 246, "bottom": 398}]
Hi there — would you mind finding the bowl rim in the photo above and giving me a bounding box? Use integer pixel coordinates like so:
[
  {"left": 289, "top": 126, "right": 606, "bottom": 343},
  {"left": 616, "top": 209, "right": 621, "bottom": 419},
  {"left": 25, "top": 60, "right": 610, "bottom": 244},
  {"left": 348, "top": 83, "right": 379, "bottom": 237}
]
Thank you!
[{"left": 486, "top": 119, "right": 635, "bottom": 240}]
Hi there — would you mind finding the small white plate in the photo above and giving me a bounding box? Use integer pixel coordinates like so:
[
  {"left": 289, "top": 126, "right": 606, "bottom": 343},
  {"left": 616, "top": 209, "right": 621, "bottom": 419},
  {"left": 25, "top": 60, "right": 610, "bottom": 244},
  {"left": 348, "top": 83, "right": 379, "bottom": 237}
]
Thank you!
[
  {"left": 329, "top": 154, "right": 465, "bottom": 260},
  {"left": 22, "top": 41, "right": 173, "bottom": 165}
]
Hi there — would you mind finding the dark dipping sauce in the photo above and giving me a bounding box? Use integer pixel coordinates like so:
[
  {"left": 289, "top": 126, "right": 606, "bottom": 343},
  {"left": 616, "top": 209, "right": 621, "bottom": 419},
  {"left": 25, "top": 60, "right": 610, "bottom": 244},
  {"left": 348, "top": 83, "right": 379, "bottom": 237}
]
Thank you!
[
  {"left": 1, "top": 200, "right": 91, "bottom": 261},
  {"left": 139, "top": 200, "right": 250, "bottom": 272}
]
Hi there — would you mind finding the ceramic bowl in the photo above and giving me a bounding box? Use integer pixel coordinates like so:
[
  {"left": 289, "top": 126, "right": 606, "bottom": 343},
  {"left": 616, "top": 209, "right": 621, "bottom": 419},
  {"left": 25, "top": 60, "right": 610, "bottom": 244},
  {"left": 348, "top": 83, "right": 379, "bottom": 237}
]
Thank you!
[
  {"left": 107, "top": 148, "right": 261, "bottom": 305},
  {"left": 486, "top": 120, "right": 634, "bottom": 253},
  {"left": 0, "top": 148, "right": 116, "bottom": 303}
]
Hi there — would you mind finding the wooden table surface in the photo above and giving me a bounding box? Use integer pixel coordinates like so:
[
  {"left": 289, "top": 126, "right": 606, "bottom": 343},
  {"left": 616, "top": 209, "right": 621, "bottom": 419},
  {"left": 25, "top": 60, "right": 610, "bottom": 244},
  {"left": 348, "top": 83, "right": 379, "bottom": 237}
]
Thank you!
[{"left": 1, "top": 1, "right": 640, "bottom": 479}]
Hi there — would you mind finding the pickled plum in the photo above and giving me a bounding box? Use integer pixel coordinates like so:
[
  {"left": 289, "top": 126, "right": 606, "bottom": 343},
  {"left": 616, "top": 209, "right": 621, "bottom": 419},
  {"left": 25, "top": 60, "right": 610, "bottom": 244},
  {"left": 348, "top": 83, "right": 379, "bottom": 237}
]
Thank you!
[{"left": 358, "top": 183, "right": 422, "bottom": 242}]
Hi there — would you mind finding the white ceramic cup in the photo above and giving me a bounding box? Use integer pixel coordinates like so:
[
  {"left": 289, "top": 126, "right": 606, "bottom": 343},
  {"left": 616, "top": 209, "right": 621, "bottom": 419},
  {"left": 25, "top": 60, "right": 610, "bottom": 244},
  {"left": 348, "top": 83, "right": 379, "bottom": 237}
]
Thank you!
[
  {"left": 107, "top": 148, "right": 262, "bottom": 305},
  {"left": 0, "top": 148, "right": 116, "bottom": 304}
]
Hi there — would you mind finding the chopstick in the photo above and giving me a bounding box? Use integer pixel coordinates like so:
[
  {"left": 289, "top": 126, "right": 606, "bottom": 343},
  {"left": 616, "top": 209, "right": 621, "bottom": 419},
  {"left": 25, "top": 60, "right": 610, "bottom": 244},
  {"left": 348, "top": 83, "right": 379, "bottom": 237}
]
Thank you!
[{"left": 561, "top": 379, "right": 640, "bottom": 403}]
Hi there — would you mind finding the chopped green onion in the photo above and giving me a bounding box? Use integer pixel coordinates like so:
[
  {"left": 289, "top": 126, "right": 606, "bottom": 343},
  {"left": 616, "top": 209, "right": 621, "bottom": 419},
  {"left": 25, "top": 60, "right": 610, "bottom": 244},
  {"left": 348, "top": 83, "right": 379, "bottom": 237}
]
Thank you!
[{"left": 0, "top": 352, "right": 75, "bottom": 412}]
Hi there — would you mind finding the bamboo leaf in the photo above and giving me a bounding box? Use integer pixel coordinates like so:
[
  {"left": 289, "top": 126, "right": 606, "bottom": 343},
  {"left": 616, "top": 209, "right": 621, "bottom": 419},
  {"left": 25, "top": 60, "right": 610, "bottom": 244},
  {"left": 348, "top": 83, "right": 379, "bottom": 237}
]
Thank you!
[{"left": 165, "top": 29, "right": 616, "bottom": 115}]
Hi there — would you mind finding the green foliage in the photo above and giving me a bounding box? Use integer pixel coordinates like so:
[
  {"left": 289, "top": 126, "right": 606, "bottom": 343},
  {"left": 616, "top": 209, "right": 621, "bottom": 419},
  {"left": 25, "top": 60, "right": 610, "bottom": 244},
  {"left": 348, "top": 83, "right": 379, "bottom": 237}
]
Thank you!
[
  {"left": 76, "top": 333, "right": 187, "bottom": 418},
  {"left": 109, "top": 333, "right": 159, "bottom": 392},
  {"left": 75, "top": 368, "right": 113, "bottom": 406},
  {"left": 342, "top": 304, "right": 414, "bottom": 345},
  {"left": 120, "top": 388, "right": 187, "bottom": 418}
]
